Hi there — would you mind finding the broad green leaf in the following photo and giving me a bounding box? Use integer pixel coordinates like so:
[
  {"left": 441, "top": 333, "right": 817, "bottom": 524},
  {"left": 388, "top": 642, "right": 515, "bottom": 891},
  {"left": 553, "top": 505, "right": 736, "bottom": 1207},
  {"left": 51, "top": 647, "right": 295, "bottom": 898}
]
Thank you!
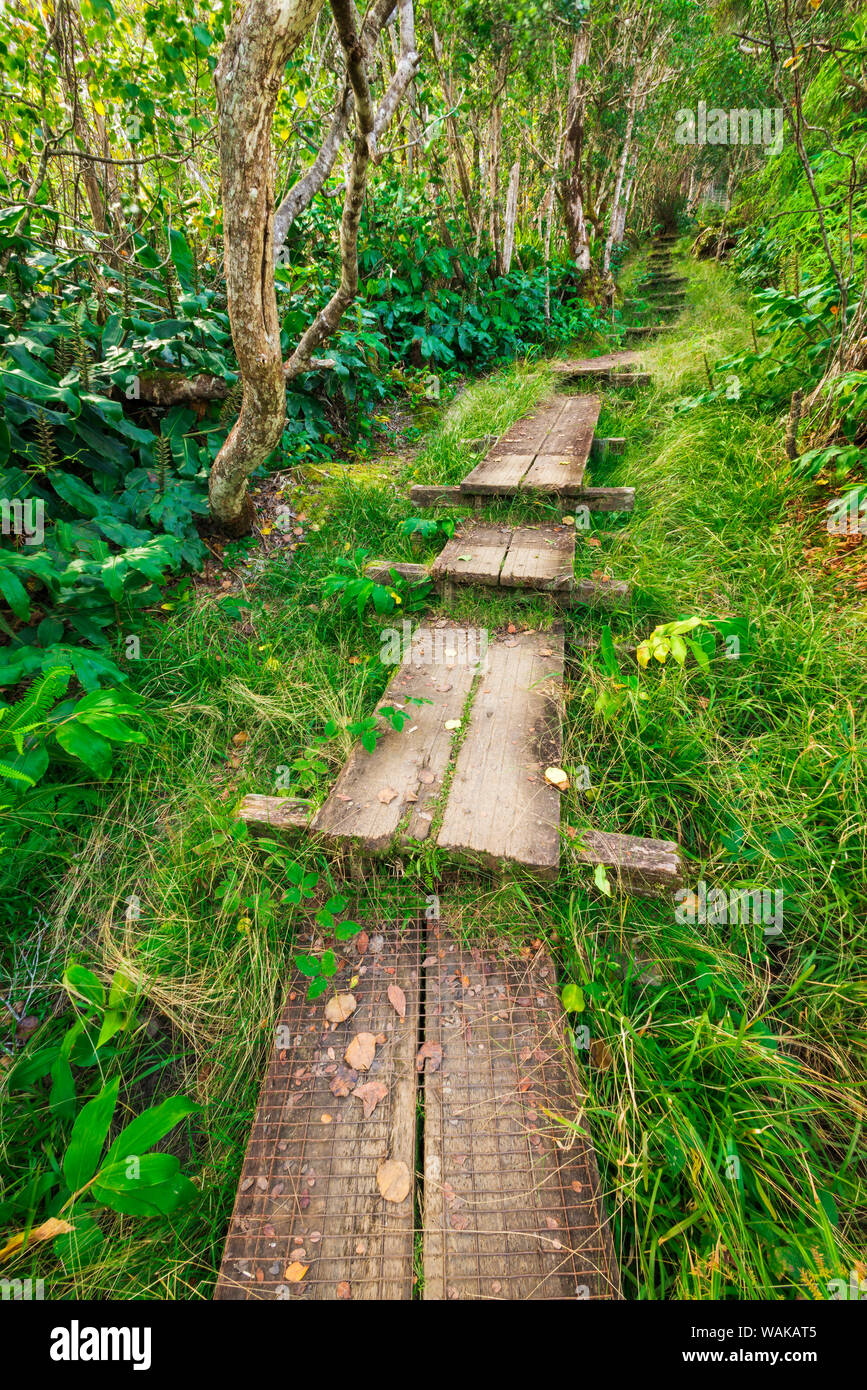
[
  {"left": 104, "top": 1094, "right": 201, "bottom": 1169},
  {"left": 63, "top": 1077, "right": 119, "bottom": 1191}
]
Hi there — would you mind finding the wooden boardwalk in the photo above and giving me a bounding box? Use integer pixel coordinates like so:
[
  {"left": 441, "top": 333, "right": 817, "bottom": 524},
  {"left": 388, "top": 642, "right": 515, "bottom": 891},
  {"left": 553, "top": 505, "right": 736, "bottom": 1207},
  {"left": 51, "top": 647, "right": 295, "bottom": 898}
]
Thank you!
[
  {"left": 218, "top": 234, "right": 689, "bottom": 1302},
  {"left": 215, "top": 917, "right": 621, "bottom": 1301},
  {"left": 460, "top": 395, "right": 599, "bottom": 497},
  {"left": 431, "top": 522, "right": 576, "bottom": 592}
]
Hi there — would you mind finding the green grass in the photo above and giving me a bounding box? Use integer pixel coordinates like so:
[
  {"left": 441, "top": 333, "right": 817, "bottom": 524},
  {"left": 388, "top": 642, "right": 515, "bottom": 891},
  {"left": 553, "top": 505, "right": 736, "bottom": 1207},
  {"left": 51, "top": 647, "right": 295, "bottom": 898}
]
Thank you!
[{"left": 0, "top": 250, "right": 863, "bottom": 1300}]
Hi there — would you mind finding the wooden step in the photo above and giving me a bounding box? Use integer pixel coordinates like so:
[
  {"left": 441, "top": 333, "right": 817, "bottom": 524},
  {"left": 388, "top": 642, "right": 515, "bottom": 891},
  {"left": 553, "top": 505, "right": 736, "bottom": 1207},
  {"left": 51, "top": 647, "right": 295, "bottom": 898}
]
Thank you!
[
  {"left": 214, "top": 915, "right": 620, "bottom": 1301},
  {"left": 431, "top": 524, "right": 513, "bottom": 587},
  {"left": 638, "top": 275, "right": 686, "bottom": 288},
  {"left": 552, "top": 356, "right": 650, "bottom": 387},
  {"left": 625, "top": 324, "right": 675, "bottom": 337},
  {"left": 553, "top": 351, "right": 640, "bottom": 373},
  {"left": 409, "top": 483, "right": 633, "bottom": 512},
  {"left": 422, "top": 928, "right": 620, "bottom": 1299},
  {"left": 431, "top": 522, "right": 576, "bottom": 593},
  {"left": 314, "top": 626, "right": 481, "bottom": 851},
  {"left": 625, "top": 300, "right": 682, "bottom": 314},
  {"left": 571, "top": 828, "right": 683, "bottom": 895},
  {"left": 460, "top": 395, "right": 600, "bottom": 497},
  {"left": 363, "top": 556, "right": 630, "bottom": 606},
  {"left": 436, "top": 629, "right": 564, "bottom": 876}
]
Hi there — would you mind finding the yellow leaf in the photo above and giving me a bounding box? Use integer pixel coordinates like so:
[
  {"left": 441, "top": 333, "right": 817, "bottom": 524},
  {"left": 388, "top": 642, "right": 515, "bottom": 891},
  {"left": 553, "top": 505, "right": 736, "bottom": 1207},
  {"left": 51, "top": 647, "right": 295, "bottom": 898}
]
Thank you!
[
  {"left": 295, "top": 91, "right": 308, "bottom": 109},
  {"left": 0, "top": 1217, "right": 74, "bottom": 1263},
  {"left": 285, "top": 1261, "right": 308, "bottom": 1281},
  {"left": 636, "top": 643, "right": 650, "bottom": 669}
]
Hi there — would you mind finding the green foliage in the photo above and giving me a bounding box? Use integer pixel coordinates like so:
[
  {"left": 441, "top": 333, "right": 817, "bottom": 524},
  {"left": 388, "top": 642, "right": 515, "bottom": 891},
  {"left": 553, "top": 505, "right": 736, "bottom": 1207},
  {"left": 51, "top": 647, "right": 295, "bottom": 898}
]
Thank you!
[{"left": 2, "top": 961, "right": 199, "bottom": 1267}]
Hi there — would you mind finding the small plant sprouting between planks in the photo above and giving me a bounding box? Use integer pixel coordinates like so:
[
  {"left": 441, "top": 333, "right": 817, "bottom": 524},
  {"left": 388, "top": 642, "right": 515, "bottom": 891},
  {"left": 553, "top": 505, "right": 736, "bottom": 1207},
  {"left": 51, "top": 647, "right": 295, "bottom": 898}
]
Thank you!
[
  {"left": 277, "top": 700, "right": 433, "bottom": 796},
  {"left": 398, "top": 516, "right": 456, "bottom": 542},
  {"left": 295, "top": 890, "right": 364, "bottom": 1000},
  {"left": 322, "top": 547, "right": 431, "bottom": 618}
]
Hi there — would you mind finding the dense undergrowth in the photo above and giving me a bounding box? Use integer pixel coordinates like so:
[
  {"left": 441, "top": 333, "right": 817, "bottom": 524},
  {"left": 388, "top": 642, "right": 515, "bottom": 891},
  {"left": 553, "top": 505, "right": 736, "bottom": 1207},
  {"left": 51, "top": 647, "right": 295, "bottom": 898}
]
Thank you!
[{"left": 1, "top": 244, "right": 863, "bottom": 1298}]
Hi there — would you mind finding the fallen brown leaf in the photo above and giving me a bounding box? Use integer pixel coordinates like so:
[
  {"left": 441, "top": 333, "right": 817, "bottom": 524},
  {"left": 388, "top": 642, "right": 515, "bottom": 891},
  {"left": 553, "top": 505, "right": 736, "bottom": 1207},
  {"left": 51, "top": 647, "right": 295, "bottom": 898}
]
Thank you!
[
  {"left": 387, "top": 983, "right": 407, "bottom": 1019},
  {"left": 344, "top": 1032, "right": 376, "bottom": 1072},
  {"left": 377, "top": 1158, "right": 411, "bottom": 1203},
  {"left": 416, "top": 1040, "right": 443, "bottom": 1073},
  {"left": 353, "top": 1080, "right": 388, "bottom": 1118},
  {"left": 324, "top": 992, "right": 357, "bottom": 1024}
]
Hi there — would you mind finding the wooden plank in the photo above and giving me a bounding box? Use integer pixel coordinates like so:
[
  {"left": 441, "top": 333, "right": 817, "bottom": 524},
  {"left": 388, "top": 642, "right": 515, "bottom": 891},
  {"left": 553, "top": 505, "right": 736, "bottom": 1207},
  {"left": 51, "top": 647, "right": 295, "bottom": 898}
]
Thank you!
[
  {"left": 578, "top": 486, "right": 635, "bottom": 513},
  {"left": 436, "top": 629, "right": 564, "bottom": 876},
  {"left": 237, "top": 794, "right": 310, "bottom": 834},
  {"left": 520, "top": 453, "right": 586, "bottom": 493},
  {"left": 409, "top": 485, "right": 466, "bottom": 508},
  {"left": 215, "top": 921, "right": 422, "bottom": 1301},
  {"left": 364, "top": 560, "right": 430, "bottom": 585},
  {"left": 539, "top": 393, "right": 600, "bottom": 459},
  {"left": 313, "top": 629, "right": 480, "bottom": 851},
  {"left": 459, "top": 452, "right": 536, "bottom": 495},
  {"left": 571, "top": 828, "right": 683, "bottom": 895},
  {"left": 431, "top": 525, "right": 511, "bottom": 585},
  {"left": 626, "top": 324, "right": 675, "bottom": 336},
  {"left": 552, "top": 351, "right": 640, "bottom": 373},
  {"left": 422, "top": 929, "right": 620, "bottom": 1300},
  {"left": 567, "top": 576, "right": 631, "bottom": 607},
  {"left": 500, "top": 525, "right": 575, "bottom": 592},
  {"left": 485, "top": 399, "right": 567, "bottom": 459}
]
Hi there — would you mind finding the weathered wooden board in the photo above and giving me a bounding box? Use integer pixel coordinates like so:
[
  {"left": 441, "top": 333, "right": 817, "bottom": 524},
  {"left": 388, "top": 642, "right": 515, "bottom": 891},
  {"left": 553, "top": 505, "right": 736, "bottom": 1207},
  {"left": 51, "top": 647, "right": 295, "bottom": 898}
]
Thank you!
[
  {"left": 571, "top": 828, "right": 683, "bottom": 895},
  {"left": 409, "top": 485, "right": 466, "bottom": 508},
  {"left": 552, "top": 351, "right": 640, "bottom": 373},
  {"left": 500, "top": 525, "right": 575, "bottom": 592},
  {"left": 520, "top": 452, "right": 586, "bottom": 494},
  {"left": 431, "top": 525, "right": 512, "bottom": 585},
  {"left": 436, "top": 629, "right": 564, "bottom": 876},
  {"left": 422, "top": 929, "right": 620, "bottom": 1300},
  {"left": 626, "top": 323, "right": 675, "bottom": 336},
  {"left": 431, "top": 523, "right": 576, "bottom": 593},
  {"left": 313, "top": 628, "right": 480, "bottom": 851},
  {"left": 540, "top": 394, "right": 600, "bottom": 460},
  {"left": 215, "top": 921, "right": 422, "bottom": 1301},
  {"left": 459, "top": 396, "right": 599, "bottom": 499},
  {"left": 458, "top": 452, "right": 537, "bottom": 495},
  {"left": 577, "top": 486, "right": 635, "bottom": 512}
]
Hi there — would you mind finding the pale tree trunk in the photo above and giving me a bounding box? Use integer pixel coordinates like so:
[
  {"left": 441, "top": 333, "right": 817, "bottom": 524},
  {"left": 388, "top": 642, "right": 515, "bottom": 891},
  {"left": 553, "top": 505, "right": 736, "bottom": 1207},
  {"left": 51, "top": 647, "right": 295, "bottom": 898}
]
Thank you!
[
  {"left": 501, "top": 159, "right": 520, "bottom": 275},
  {"left": 432, "top": 29, "right": 477, "bottom": 235},
  {"left": 488, "top": 45, "right": 510, "bottom": 277},
  {"left": 210, "top": 0, "right": 415, "bottom": 531},
  {"left": 543, "top": 179, "right": 556, "bottom": 324},
  {"left": 272, "top": 0, "right": 419, "bottom": 255},
  {"left": 561, "top": 24, "right": 592, "bottom": 274},
  {"left": 603, "top": 70, "right": 640, "bottom": 273}
]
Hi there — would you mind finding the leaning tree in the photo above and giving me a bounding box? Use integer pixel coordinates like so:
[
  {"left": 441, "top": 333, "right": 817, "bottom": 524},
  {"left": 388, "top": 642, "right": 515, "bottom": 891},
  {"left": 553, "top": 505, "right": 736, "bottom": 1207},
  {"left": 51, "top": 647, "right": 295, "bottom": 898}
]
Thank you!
[{"left": 209, "top": 0, "right": 418, "bottom": 532}]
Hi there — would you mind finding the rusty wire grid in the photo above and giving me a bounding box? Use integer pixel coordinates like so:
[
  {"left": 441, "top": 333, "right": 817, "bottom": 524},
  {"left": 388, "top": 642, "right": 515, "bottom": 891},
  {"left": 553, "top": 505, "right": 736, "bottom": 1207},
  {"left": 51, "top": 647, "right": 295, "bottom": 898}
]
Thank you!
[
  {"left": 422, "top": 925, "right": 620, "bottom": 1301},
  {"left": 215, "top": 889, "right": 620, "bottom": 1302}
]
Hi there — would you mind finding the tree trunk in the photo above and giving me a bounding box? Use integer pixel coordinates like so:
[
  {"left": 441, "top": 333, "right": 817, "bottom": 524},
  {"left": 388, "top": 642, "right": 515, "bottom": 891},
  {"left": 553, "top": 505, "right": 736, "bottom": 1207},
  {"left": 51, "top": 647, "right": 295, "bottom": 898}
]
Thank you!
[
  {"left": 561, "top": 24, "right": 592, "bottom": 274},
  {"left": 603, "top": 71, "right": 640, "bottom": 273},
  {"left": 208, "top": 0, "right": 327, "bottom": 532},
  {"left": 501, "top": 159, "right": 520, "bottom": 276}
]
